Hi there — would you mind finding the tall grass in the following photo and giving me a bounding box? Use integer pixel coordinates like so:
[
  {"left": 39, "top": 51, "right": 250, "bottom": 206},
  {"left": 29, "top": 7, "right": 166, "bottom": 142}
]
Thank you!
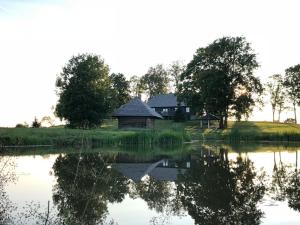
[{"left": 0, "top": 127, "right": 189, "bottom": 149}]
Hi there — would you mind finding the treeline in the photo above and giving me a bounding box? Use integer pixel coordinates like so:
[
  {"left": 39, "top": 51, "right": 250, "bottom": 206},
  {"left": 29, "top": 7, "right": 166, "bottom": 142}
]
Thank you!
[
  {"left": 54, "top": 54, "right": 185, "bottom": 128},
  {"left": 266, "top": 66, "right": 300, "bottom": 124},
  {"left": 53, "top": 36, "right": 300, "bottom": 129}
]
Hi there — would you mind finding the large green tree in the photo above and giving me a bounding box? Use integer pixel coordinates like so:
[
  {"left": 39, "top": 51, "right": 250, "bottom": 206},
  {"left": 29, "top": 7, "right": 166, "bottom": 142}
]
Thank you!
[
  {"left": 109, "top": 73, "right": 131, "bottom": 110},
  {"left": 141, "top": 64, "right": 170, "bottom": 98},
  {"left": 55, "top": 54, "right": 111, "bottom": 128},
  {"left": 284, "top": 64, "right": 300, "bottom": 124},
  {"left": 179, "top": 37, "right": 263, "bottom": 128}
]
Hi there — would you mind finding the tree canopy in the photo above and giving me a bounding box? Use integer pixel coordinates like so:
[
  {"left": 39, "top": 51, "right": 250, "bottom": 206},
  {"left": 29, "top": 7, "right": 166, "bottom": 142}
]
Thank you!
[
  {"left": 55, "top": 54, "right": 111, "bottom": 128},
  {"left": 141, "top": 64, "right": 170, "bottom": 98},
  {"left": 284, "top": 64, "right": 300, "bottom": 124},
  {"left": 109, "top": 73, "right": 131, "bottom": 110},
  {"left": 179, "top": 36, "right": 263, "bottom": 128}
]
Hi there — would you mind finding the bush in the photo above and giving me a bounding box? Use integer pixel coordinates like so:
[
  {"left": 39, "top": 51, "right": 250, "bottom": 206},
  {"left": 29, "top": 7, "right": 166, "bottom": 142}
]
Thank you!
[{"left": 15, "top": 123, "right": 29, "bottom": 128}]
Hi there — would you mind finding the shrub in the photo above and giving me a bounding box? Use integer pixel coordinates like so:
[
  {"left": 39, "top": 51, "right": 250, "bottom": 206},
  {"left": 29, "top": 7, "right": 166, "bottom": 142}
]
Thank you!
[{"left": 15, "top": 123, "right": 29, "bottom": 128}]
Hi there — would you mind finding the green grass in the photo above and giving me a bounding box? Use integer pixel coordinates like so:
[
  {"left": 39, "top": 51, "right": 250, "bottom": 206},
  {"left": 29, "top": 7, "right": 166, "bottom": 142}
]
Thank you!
[
  {"left": 2, "top": 120, "right": 300, "bottom": 149},
  {"left": 203, "top": 121, "right": 300, "bottom": 142},
  {"left": 0, "top": 119, "right": 191, "bottom": 149}
]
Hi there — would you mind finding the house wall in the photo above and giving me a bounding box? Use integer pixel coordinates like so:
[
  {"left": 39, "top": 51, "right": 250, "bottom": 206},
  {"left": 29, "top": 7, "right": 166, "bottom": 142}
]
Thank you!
[
  {"left": 153, "top": 106, "right": 191, "bottom": 119},
  {"left": 118, "top": 117, "right": 154, "bottom": 129}
]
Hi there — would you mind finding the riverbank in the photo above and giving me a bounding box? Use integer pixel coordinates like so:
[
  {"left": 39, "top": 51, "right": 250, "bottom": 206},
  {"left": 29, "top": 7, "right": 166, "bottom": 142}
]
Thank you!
[
  {"left": 1, "top": 120, "right": 300, "bottom": 148},
  {"left": 0, "top": 120, "right": 191, "bottom": 148},
  {"left": 203, "top": 121, "right": 300, "bottom": 142}
]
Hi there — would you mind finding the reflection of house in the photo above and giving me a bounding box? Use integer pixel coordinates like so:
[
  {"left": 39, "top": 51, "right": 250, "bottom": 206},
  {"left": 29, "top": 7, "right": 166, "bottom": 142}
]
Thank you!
[
  {"left": 199, "top": 113, "right": 220, "bottom": 128},
  {"left": 147, "top": 93, "right": 191, "bottom": 119},
  {"left": 112, "top": 159, "right": 187, "bottom": 182},
  {"left": 113, "top": 97, "right": 163, "bottom": 129}
]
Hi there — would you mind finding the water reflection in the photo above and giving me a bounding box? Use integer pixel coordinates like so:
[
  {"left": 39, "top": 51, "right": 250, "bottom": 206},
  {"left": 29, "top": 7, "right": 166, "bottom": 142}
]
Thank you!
[
  {"left": 269, "top": 150, "right": 300, "bottom": 212},
  {"left": 177, "top": 151, "right": 266, "bottom": 225},
  {"left": 52, "top": 153, "right": 129, "bottom": 225},
  {"left": 1, "top": 145, "right": 300, "bottom": 225},
  {"left": 0, "top": 156, "right": 16, "bottom": 225}
]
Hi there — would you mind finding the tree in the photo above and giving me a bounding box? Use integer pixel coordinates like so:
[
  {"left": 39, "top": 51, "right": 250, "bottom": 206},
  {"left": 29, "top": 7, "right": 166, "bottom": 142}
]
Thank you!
[
  {"left": 179, "top": 37, "right": 263, "bottom": 128},
  {"left": 168, "top": 61, "right": 185, "bottom": 93},
  {"left": 284, "top": 64, "right": 300, "bottom": 124},
  {"left": 55, "top": 54, "right": 111, "bottom": 128},
  {"left": 31, "top": 117, "right": 41, "bottom": 128},
  {"left": 141, "top": 64, "right": 170, "bottom": 98},
  {"left": 266, "top": 74, "right": 285, "bottom": 122},
  {"left": 109, "top": 73, "right": 131, "bottom": 110},
  {"left": 129, "top": 75, "right": 145, "bottom": 98}
]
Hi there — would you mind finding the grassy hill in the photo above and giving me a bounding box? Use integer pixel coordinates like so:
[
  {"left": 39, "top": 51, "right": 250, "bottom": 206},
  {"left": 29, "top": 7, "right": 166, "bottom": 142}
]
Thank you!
[{"left": 204, "top": 121, "right": 300, "bottom": 142}]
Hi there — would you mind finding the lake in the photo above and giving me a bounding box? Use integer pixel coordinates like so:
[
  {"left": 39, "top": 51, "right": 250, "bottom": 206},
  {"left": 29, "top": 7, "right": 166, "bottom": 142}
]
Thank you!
[{"left": 0, "top": 143, "right": 300, "bottom": 225}]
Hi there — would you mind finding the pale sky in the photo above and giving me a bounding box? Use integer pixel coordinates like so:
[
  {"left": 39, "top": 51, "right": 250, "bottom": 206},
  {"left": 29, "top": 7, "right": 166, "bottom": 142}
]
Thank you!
[{"left": 1, "top": 0, "right": 300, "bottom": 127}]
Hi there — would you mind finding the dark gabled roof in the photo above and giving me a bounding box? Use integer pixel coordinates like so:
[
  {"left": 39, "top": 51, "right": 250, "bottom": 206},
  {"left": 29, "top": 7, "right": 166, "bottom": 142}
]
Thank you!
[
  {"left": 199, "top": 113, "right": 220, "bottom": 120},
  {"left": 147, "top": 93, "right": 186, "bottom": 108},
  {"left": 113, "top": 97, "right": 163, "bottom": 119}
]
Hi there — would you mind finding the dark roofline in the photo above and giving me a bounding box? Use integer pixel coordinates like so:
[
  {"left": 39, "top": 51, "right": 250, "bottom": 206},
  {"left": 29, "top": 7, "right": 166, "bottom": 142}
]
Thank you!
[
  {"left": 199, "top": 113, "right": 220, "bottom": 120},
  {"left": 113, "top": 98, "right": 163, "bottom": 119}
]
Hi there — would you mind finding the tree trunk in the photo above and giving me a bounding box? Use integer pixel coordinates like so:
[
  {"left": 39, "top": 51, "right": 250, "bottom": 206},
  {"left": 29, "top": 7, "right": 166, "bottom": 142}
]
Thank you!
[
  {"left": 272, "top": 108, "right": 275, "bottom": 122},
  {"left": 293, "top": 102, "right": 297, "bottom": 124},
  {"left": 219, "top": 116, "right": 224, "bottom": 129},
  {"left": 224, "top": 115, "right": 228, "bottom": 129},
  {"left": 278, "top": 108, "right": 282, "bottom": 122}
]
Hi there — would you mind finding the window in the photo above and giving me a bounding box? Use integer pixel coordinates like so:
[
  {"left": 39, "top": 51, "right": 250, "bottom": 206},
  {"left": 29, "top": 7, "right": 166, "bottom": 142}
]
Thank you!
[
  {"left": 163, "top": 108, "right": 168, "bottom": 112},
  {"left": 186, "top": 107, "right": 190, "bottom": 113}
]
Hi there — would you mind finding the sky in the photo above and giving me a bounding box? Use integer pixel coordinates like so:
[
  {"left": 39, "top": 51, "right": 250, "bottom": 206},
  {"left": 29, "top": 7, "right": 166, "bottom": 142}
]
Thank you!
[{"left": 1, "top": 0, "right": 300, "bottom": 127}]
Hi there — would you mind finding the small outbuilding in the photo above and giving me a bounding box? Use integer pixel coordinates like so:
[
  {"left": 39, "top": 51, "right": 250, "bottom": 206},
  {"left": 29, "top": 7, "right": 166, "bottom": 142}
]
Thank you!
[
  {"left": 199, "top": 113, "right": 220, "bottom": 129},
  {"left": 113, "top": 97, "right": 163, "bottom": 129}
]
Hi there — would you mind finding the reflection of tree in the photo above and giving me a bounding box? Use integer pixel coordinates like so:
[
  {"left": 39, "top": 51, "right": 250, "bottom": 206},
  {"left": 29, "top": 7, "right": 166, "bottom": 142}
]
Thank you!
[
  {"left": 177, "top": 154, "right": 266, "bottom": 225},
  {"left": 52, "top": 153, "right": 129, "bottom": 225},
  {"left": 0, "top": 156, "right": 16, "bottom": 225},
  {"left": 270, "top": 151, "right": 290, "bottom": 201},
  {"left": 285, "top": 150, "right": 300, "bottom": 212},
  {"left": 132, "top": 177, "right": 173, "bottom": 213}
]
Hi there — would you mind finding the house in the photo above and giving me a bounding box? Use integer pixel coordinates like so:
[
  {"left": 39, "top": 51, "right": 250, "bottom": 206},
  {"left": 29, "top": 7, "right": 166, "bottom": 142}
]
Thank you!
[
  {"left": 147, "top": 93, "right": 191, "bottom": 119},
  {"left": 113, "top": 97, "right": 163, "bottom": 129}
]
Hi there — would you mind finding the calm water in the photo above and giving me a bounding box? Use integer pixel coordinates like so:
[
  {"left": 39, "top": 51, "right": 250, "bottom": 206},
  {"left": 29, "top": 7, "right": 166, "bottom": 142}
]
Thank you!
[{"left": 0, "top": 144, "right": 300, "bottom": 225}]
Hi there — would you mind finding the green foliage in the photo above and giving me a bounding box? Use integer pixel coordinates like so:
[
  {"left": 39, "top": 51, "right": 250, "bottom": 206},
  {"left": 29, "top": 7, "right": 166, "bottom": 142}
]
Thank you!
[
  {"left": 180, "top": 36, "right": 263, "bottom": 128},
  {"left": 109, "top": 73, "right": 131, "bottom": 110},
  {"left": 141, "top": 64, "right": 170, "bottom": 98},
  {"left": 55, "top": 54, "right": 111, "bottom": 128}
]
